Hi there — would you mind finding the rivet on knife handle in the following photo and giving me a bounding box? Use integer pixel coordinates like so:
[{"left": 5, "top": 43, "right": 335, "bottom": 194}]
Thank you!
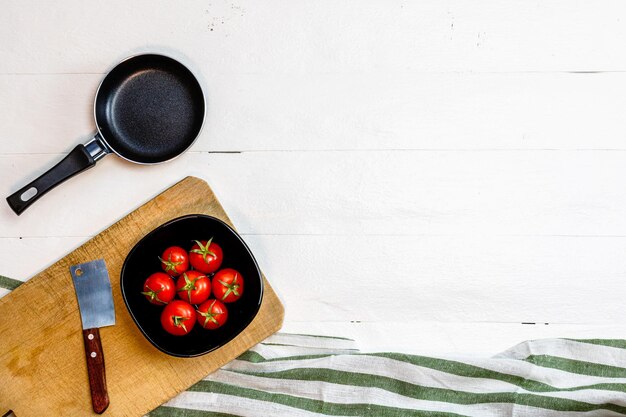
[{"left": 82, "top": 328, "right": 109, "bottom": 413}]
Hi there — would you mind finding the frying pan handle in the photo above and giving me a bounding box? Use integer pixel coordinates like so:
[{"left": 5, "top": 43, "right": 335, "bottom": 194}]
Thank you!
[{"left": 6, "top": 142, "right": 100, "bottom": 215}]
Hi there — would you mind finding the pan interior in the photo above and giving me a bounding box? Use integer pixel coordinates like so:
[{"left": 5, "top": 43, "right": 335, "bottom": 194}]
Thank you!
[{"left": 95, "top": 55, "right": 205, "bottom": 164}]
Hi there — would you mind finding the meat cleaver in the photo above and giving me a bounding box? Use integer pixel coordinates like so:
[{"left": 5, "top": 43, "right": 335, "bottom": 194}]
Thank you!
[{"left": 70, "top": 259, "right": 116, "bottom": 414}]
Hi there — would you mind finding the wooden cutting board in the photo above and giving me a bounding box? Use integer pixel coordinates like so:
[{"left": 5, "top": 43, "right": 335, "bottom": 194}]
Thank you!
[{"left": 0, "top": 176, "right": 284, "bottom": 417}]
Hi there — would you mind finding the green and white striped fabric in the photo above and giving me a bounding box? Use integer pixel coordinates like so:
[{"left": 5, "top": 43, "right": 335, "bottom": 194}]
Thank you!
[
  {"left": 147, "top": 333, "right": 626, "bottom": 417},
  {"left": 2, "top": 276, "right": 626, "bottom": 416}
]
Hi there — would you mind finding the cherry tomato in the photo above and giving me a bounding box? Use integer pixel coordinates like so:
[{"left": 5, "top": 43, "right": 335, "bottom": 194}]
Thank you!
[
  {"left": 160, "top": 300, "right": 196, "bottom": 336},
  {"left": 189, "top": 238, "right": 223, "bottom": 273},
  {"left": 212, "top": 268, "right": 244, "bottom": 303},
  {"left": 196, "top": 299, "right": 228, "bottom": 330},
  {"left": 176, "top": 270, "right": 211, "bottom": 304},
  {"left": 159, "top": 246, "right": 189, "bottom": 277},
  {"left": 141, "top": 272, "right": 176, "bottom": 305}
]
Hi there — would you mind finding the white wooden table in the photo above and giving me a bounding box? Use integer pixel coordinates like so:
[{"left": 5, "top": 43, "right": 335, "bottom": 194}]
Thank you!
[{"left": 2, "top": 1, "right": 626, "bottom": 357}]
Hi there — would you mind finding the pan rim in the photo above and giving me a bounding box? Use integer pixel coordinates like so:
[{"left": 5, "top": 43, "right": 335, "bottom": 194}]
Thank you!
[{"left": 92, "top": 53, "right": 206, "bottom": 165}]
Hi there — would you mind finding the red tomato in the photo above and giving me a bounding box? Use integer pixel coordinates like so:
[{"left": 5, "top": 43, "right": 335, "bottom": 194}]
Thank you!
[
  {"left": 189, "top": 238, "right": 223, "bottom": 273},
  {"left": 196, "top": 299, "right": 228, "bottom": 330},
  {"left": 176, "top": 270, "right": 211, "bottom": 304},
  {"left": 160, "top": 300, "right": 196, "bottom": 336},
  {"left": 212, "top": 268, "right": 244, "bottom": 303},
  {"left": 141, "top": 272, "right": 176, "bottom": 305},
  {"left": 159, "top": 246, "right": 189, "bottom": 277}
]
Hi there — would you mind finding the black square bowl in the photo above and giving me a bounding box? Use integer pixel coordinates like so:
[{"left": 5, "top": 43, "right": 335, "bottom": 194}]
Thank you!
[{"left": 120, "top": 214, "right": 263, "bottom": 357}]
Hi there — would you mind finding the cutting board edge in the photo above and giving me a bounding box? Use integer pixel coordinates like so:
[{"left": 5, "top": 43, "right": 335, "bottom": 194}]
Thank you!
[
  {"left": 0, "top": 176, "right": 286, "bottom": 417},
  {"left": 0, "top": 177, "right": 207, "bottom": 306}
]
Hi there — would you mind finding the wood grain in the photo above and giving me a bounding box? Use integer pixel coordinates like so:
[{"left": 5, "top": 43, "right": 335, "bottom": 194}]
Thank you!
[
  {"left": 0, "top": 176, "right": 284, "bottom": 417},
  {"left": 2, "top": 152, "right": 626, "bottom": 326},
  {"left": 1, "top": 1, "right": 626, "bottom": 74},
  {"left": 4, "top": 151, "right": 626, "bottom": 238},
  {"left": 3, "top": 72, "right": 626, "bottom": 154},
  {"left": 0, "top": 0, "right": 625, "bottom": 360}
]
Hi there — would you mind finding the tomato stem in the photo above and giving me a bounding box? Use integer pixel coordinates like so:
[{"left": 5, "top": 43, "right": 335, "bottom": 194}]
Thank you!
[
  {"left": 218, "top": 273, "right": 241, "bottom": 301},
  {"left": 190, "top": 238, "right": 216, "bottom": 263},
  {"left": 141, "top": 285, "right": 166, "bottom": 304},
  {"left": 172, "top": 315, "right": 189, "bottom": 332},
  {"left": 177, "top": 272, "right": 206, "bottom": 302},
  {"left": 159, "top": 253, "right": 183, "bottom": 273},
  {"left": 197, "top": 300, "right": 223, "bottom": 328}
]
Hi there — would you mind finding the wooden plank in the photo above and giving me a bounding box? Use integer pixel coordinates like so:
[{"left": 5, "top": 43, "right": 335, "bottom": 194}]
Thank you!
[
  {"left": 281, "top": 322, "right": 626, "bottom": 357},
  {"left": 2, "top": 72, "right": 626, "bottom": 154},
  {"left": 0, "top": 237, "right": 87, "bottom": 280},
  {"left": 1, "top": 233, "right": 625, "bottom": 325},
  {"left": 2, "top": 279, "right": 624, "bottom": 358},
  {"left": 0, "top": 270, "right": 623, "bottom": 358},
  {"left": 2, "top": 0, "right": 626, "bottom": 362},
  {"left": 1, "top": 1, "right": 626, "bottom": 74},
  {"left": 0, "top": 177, "right": 284, "bottom": 417},
  {"left": 3, "top": 151, "right": 626, "bottom": 238},
  {"left": 248, "top": 234, "right": 626, "bottom": 324}
]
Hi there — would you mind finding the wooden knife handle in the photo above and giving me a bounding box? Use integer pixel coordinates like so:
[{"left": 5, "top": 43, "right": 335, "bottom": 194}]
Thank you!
[{"left": 82, "top": 328, "right": 109, "bottom": 414}]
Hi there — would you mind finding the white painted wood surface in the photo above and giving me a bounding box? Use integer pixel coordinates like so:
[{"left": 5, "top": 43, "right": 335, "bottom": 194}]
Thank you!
[{"left": 2, "top": 0, "right": 626, "bottom": 356}]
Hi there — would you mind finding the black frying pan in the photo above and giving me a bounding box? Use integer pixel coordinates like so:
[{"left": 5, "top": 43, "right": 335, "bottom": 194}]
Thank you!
[{"left": 6, "top": 54, "right": 205, "bottom": 215}]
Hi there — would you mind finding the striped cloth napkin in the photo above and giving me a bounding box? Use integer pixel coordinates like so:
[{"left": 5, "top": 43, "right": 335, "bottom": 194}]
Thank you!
[
  {"left": 148, "top": 333, "right": 626, "bottom": 417},
  {"left": 2, "top": 276, "right": 625, "bottom": 416}
]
